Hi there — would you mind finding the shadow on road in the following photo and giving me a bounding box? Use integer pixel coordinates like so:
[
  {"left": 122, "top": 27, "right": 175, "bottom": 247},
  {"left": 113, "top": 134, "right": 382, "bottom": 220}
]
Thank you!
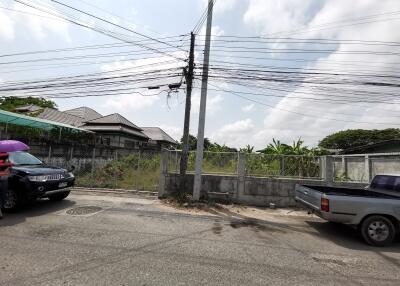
[
  {"left": 0, "top": 198, "right": 76, "bottom": 227},
  {"left": 305, "top": 220, "right": 400, "bottom": 251}
]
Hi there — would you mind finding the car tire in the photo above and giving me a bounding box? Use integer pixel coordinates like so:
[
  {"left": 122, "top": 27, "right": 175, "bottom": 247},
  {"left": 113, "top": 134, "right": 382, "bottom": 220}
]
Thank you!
[
  {"left": 361, "top": 215, "right": 396, "bottom": 247},
  {"left": 3, "top": 188, "right": 24, "bottom": 212},
  {"left": 48, "top": 191, "right": 70, "bottom": 202}
]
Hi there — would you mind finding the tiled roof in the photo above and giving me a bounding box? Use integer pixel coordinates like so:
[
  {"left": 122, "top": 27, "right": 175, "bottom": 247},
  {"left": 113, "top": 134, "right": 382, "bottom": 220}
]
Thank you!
[
  {"left": 82, "top": 125, "right": 148, "bottom": 139},
  {"left": 141, "top": 127, "right": 178, "bottom": 144},
  {"left": 64, "top": 106, "right": 102, "bottom": 121},
  {"left": 84, "top": 113, "right": 142, "bottom": 130},
  {"left": 37, "top": 108, "right": 84, "bottom": 127}
]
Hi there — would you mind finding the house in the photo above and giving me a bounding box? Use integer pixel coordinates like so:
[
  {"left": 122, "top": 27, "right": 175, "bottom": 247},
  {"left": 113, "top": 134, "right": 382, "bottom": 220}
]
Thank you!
[
  {"left": 141, "top": 127, "right": 178, "bottom": 150},
  {"left": 82, "top": 113, "right": 149, "bottom": 149},
  {"left": 35, "top": 106, "right": 177, "bottom": 150},
  {"left": 340, "top": 140, "right": 400, "bottom": 154}
]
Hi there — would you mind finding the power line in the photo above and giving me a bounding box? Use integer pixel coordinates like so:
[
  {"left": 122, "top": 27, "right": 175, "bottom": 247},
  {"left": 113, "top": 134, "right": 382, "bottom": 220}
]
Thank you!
[
  {"left": 49, "top": 0, "right": 187, "bottom": 52},
  {"left": 203, "top": 36, "right": 400, "bottom": 47},
  {"left": 0, "top": 5, "right": 67, "bottom": 22},
  {"left": 0, "top": 47, "right": 184, "bottom": 65},
  {"left": 207, "top": 83, "right": 400, "bottom": 126},
  {"left": 0, "top": 35, "right": 187, "bottom": 58},
  {"left": 74, "top": 0, "right": 165, "bottom": 37},
  {"left": 13, "top": 0, "right": 186, "bottom": 61}
]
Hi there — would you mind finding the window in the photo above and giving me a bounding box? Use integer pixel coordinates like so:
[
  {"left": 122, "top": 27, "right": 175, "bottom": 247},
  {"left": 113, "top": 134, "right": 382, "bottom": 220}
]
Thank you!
[
  {"left": 103, "top": 138, "right": 111, "bottom": 146},
  {"left": 9, "top": 152, "right": 42, "bottom": 166},
  {"left": 124, "top": 140, "right": 136, "bottom": 149},
  {"left": 394, "top": 177, "right": 400, "bottom": 192},
  {"left": 370, "top": 175, "right": 396, "bottom": 191}
]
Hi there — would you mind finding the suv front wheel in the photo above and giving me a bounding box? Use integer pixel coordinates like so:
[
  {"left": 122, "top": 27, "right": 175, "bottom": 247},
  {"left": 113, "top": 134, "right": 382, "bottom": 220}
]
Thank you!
[{"left": 3, "top": 188, "right": 25, "bottom": 212}]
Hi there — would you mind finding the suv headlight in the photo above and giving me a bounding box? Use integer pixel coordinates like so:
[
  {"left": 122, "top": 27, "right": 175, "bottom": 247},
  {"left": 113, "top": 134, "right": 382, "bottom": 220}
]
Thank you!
[{"left": 28, "top": 175, "right": 48, "bottom": 182}]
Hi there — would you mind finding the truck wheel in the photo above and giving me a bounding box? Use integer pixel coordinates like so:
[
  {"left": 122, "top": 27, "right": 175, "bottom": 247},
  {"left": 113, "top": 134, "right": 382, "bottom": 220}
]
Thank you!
[
  {"left": 3, "top": 189, "right": 23, "bottom": 212},
  {"left": 48, "top": 191, "right": 70, "bottom": 202},
  {"left": 361, "top": 215, "right": 396, "bottom": 247}
]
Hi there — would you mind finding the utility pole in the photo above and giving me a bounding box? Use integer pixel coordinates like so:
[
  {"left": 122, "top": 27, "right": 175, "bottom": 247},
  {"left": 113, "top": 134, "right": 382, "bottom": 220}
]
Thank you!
[
  {"left": 179, "top": 32, "right": 196, "bottom": 181},
  {"left": 193, "top": 0, "right": 213, "bottom": 201}
]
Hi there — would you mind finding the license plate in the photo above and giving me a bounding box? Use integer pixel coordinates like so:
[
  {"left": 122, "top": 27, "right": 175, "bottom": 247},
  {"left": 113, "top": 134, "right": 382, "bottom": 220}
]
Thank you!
[{"left": 58, "top": 182, "right": 68, "bottom": 188}]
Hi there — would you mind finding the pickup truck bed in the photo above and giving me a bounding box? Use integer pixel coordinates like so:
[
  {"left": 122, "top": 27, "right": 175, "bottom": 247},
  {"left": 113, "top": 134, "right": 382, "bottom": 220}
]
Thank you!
[
  {"left": 301, "top": 185, "right": 399, "bottom": 198},
  {"left": 295, "top": 176, "right": 400, "bottom": 246}
]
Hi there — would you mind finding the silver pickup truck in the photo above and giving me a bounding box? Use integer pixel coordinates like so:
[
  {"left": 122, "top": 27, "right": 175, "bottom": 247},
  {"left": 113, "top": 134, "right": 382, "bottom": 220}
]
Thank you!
[{"left": 295, "top": 175, "right": 400, "bottom": 246}]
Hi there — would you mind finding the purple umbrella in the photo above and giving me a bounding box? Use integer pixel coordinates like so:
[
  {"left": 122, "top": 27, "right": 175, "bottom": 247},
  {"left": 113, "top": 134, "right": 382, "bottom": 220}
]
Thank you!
[{"left": 0, "top": 140, "right": 29, "bottom": 152}]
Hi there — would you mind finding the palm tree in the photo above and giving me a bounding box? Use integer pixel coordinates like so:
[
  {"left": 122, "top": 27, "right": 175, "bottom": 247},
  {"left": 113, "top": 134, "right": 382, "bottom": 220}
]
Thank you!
[{"left": 258, "top": 138, "right": 290, "bottom": 154}]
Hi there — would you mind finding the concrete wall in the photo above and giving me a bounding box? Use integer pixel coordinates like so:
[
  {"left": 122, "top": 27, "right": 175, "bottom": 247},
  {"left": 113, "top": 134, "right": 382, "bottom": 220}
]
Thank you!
[
  {"left": 161, "top": 173, "right": 366, "bottom": 207},
  {"left": 333, "top": 155, "right": 400, "bottom": 182},
  {"left": 159, "top": 153, "right": 400, "bottom": 207}
]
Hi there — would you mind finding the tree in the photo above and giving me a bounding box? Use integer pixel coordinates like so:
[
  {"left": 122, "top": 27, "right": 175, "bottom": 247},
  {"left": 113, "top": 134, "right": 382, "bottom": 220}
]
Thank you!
[
  {"left": 239, "top": 145, "right": 254, "bottom": 153},
  {"left": 0, "top": 96, "right": 57, "bottom": 114},
  {"left": 319, "top": 129, "right": 400, "bottom": 150},
  {"left": 179, "top": 134, "right": 212, "bottom": 151},
  {"left": 258, "top": 138, "right": 291, "bottom": 154}
]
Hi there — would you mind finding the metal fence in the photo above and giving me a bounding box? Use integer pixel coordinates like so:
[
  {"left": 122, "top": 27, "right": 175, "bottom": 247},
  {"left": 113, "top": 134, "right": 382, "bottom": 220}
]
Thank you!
[
  {"left": 333, "top": 153, "right": 400, "bottom": 183},
  {"left": 166, "top": 150, "right": 322, "bottom": 179},
  {"left": 29, "top": 145, "right": 399, "bottom": 190},
  {"left": 32, "top": 145, "right": 161, "bottom": 192}
]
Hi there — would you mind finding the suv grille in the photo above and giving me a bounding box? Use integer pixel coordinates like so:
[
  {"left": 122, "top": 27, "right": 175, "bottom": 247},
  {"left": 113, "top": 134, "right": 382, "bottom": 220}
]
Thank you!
[{"left": 46, "top": 173, "right": 64, "bottom": 181}]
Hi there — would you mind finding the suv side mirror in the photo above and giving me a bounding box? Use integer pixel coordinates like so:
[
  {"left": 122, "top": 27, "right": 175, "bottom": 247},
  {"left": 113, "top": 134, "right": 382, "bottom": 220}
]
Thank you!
[{"left": 67, "top": 165, "right": 75, "bottom": 172}]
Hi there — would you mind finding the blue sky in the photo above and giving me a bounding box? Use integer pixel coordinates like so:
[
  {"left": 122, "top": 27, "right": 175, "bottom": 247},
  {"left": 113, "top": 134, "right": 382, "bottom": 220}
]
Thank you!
[{"left": 1, "top": 0, "right": 400, "bottom": 149}]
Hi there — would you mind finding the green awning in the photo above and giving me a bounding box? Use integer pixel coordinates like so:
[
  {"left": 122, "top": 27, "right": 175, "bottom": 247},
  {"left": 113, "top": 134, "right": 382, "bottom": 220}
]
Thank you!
[{"left": 0, "top": 109, "right": 92, "bottom": 133}]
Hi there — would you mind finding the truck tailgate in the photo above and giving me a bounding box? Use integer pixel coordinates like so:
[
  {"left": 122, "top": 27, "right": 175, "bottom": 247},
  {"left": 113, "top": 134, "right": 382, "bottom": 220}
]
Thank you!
[{"left": 295, "top": 184, "right": 323, "bottom": 211}]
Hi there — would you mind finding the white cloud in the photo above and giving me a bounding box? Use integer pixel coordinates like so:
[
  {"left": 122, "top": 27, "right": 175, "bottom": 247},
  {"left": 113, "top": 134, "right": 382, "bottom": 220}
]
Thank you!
[
  {"left": 211, "top": 119, "right": 255, "bottom": 147},
  {"left": 131, "top": 7, "right": 138, "bottom": 16},
  {"left": 240, "top": 0, "right": 400, "bottom": 147},
  {"left": 0, "top": 10, "right": 15, "bottom": 41},
  {"left": 158, "top": 125, "right": 182, "bottom": 141},
  {"left": 2, "top": 2, "right": 71, "bottom": 42},
  {"left": 244, "top": 0, "right": 312, "bottom": 35},
  {"left": 242, "top": 104, "right": 254, "bottom": 113},
  {"left": 104, "top": 92, "right": 161, "bottom": 112},
  {"left": 192, "top": 92, "right": 223, "bottom": 115}
]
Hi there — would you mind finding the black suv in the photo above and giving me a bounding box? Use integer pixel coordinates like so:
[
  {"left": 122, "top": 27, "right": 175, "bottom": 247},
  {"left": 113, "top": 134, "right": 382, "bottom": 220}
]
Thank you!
[{"left": 3, "top": 151, "right": 75, "bottom": 211}]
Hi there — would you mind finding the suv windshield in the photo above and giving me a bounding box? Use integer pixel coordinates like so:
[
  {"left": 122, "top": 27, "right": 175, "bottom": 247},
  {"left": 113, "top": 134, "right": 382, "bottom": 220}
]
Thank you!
[{"left": 9, "top": 151, "right": 42, "bottom": 166}]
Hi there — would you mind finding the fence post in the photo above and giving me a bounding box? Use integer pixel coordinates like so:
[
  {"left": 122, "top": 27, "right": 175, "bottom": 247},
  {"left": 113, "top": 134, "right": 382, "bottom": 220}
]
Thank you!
[
  {"left": 91, "top": 147, "right": 96, "bottom": 188},
  {"left": 280, "top": 155, "right": 285, "bottom": 176},
  {"left": 137, "top": 150, "right": 141, "bottom": 190},
  {"left": 236, "top": 153, "right": 246, "bottom": 202},
  {"left": 158, "top": 150, "right": 168, "bottom": 198},
  {"left": 364, "top": 155, "right": 371, "bottom": 182},
  {"left": 47, "top": 145, "right": 52, "bottom": 163},
  {"left": 341, "top": 156, "right": 348, "bottom": 177},
  {"left": 321, "top": 156, "right": 334, "bottom": 184}
]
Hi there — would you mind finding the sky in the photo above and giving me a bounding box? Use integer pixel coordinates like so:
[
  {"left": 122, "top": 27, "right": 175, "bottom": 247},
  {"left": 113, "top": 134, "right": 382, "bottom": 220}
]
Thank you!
[{"left": 1, "top": 0, "right": 400, "bottom": 149}]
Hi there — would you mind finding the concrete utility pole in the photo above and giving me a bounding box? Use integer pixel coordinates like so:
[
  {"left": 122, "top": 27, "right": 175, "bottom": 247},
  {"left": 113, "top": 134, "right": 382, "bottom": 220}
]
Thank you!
[
  {"left": 179, "top": 32, "right": 196, "bottom": 180},
  {"left": 193, "top": 0, "right": 213, "bottom": 201}
]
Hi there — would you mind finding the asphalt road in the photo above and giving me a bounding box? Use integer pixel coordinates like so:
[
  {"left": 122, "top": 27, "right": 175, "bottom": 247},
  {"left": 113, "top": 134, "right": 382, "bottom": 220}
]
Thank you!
[{"left": 1, "top": 192, "right": 399, "bottom": 286}]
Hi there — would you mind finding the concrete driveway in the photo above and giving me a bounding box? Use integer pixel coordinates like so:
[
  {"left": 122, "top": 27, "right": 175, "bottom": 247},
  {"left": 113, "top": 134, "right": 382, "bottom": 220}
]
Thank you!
[{"left": 0, "top": 191, "right": 399, "bottom": 286}]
